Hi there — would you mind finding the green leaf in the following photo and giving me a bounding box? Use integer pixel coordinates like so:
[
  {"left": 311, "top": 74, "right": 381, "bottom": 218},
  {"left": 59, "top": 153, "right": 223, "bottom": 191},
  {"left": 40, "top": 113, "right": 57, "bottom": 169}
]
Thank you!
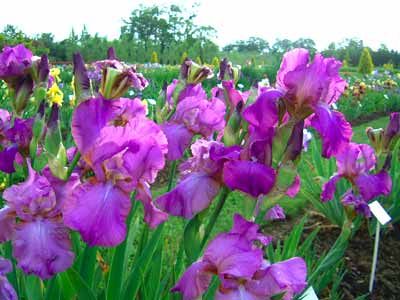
[
  {"left": 59, "top": 268, "right": 97, "bottom": 300},
  {"left": 106, "top": 201, "right": 139, "bottom": 300},
  {"left": 282, "top": 217, "right": 306, "bottom": 260},
  {"left": 183, "top": 214, "right": 205, "bottom": 263},
  {"left": 24, "top": 275, "right": 43, "bottom": 300},
  {"left": 122, "top": 224, "right": 164, "bottom": 300},
  {"left": 45, "top": 277, "right": 61, "bottom": 300},
  {"left": 79, "top": 245, "right": 97, "bottom": 288}
]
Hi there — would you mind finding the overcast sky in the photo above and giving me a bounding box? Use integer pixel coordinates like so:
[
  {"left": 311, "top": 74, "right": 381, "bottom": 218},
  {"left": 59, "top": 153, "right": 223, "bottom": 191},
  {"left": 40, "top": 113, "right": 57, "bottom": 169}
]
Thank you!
[{"left": 1, "top": 0, "right": 399, "bottom": 50}]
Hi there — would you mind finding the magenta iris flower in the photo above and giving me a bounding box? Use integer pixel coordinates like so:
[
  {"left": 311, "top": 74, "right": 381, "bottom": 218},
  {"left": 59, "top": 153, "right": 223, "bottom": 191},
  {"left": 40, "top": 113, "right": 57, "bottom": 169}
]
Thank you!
[
  {"left": 277, "top": 48, "right": 352, "bottom": 158},
  {"left": 171, "top": 214, "right": 307, "bottom": 300},
  {"left": 0, "top": 109, "right": 33, "bottom": 173},
  {"left": 64, "top": 97, "right": 168, "bottom": 246},
  {"left": 156, "top": 139, "right": 240, "bottom": 218},
  {"left": 161, "top": 91, "right": 226, "bottom": 160},
  {"left": 0, "top": 256, "right": 17, "bottom": 300},
  {"left": 1, "top": 163, "right": 77, "bottom": 279},
  {"left": 321, "top": 143, "right": 392, "bottom": 216}
]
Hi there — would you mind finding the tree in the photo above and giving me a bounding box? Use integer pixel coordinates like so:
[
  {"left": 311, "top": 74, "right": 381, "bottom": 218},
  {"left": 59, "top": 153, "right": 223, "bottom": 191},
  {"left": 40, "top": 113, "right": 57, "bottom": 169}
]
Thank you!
[{"left": 358, "top": 48, "right": 374, "bottom": 74}]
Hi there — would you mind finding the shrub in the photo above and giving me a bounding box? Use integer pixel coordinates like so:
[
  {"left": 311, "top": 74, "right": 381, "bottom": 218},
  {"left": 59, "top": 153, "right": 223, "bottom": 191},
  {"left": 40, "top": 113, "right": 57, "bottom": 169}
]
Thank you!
[{"left": 358, "top": 48, "right": 374, "bottom": 74}]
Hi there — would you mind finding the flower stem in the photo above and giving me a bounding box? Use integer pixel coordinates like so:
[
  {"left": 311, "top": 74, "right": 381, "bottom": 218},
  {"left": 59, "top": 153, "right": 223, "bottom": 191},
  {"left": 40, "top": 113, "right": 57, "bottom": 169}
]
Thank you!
[
  {"left": 167, "top": 160, "right": 178, "bottom": 192},
  {"left": 65, "top": 151, "right": 81, "bottom": 180},
  {"left": 369, "top": 221, "right": 381, "bottom": 293},
  {"left": 200, "top": 187, "right": 230, "bottom": 250}
]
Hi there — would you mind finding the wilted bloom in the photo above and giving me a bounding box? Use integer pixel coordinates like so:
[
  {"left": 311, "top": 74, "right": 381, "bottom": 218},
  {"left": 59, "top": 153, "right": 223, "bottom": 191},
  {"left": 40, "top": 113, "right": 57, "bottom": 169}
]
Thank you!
[
  {"left": 1, "top": 163, "right": 77, "bottom": 279},
  {"left": 277, "top": 48, "right": 352, "bottom": 158},
  {"left": 161, "top": 92, "right": 226, "bottom": 160},
  {"left": 156, "top": 139, "right": 240, "bottom": 218},
  {"left": 171, "top": 214, "right": 307, "bottom": 300},
  {"left": 0, "top": 256, "right": 17, "bottom": 300},
  {"left": 321, "top": 143, "right": 392, "bottom": 216},
  {"left": 64, "top": 97, "right": 168, "bottom": 246}
]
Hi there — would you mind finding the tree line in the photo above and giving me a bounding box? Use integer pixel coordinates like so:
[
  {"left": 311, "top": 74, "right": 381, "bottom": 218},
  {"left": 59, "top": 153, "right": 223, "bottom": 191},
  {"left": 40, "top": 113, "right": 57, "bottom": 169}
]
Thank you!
[{"left": 1, "top": 4, "right": 399, "bottom": 68}]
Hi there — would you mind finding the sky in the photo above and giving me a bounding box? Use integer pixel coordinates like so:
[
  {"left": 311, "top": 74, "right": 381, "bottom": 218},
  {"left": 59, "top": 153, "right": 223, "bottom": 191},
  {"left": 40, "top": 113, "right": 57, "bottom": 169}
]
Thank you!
[{"left": 1, "top": 0, "right": 399, "bottom": 51}]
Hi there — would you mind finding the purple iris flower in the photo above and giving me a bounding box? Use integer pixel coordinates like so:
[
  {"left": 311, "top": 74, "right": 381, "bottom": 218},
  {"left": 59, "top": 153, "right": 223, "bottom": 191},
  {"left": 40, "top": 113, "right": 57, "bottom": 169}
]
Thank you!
[
  {"left": 321, "top": 143, "right": 392, "bottom": 216},
  {"left": 64, "top": 97, "right": 168, "bottom": 246},
  {"left": 265, "top": 204, "right": 286, "bottom": 220},
  {"left": 156, "top": 139, "right": 240, "bottom": 218},
  {"left": 0, "top": 109, "right": 33, "bottom": 173},
  {"left": 1, "top": 162, "right": 77, "bottom": 279},
  {"left": 276, "top": 48, "right": 352, "bottom": 158},
  {"left": 171, "top": 214, "right": 307, "bottom": 300},
  {"left": 0, "top": 256, "right": 17, "bottom": 300},
  {"left": 0, "top": 44, "right": 32, "bottom": 80},
  {"left": 161, "top": 92, "right": 226, "bottom": 160},
  {"left": 222, "top": 89, "right": 281, "bottom": 198}
]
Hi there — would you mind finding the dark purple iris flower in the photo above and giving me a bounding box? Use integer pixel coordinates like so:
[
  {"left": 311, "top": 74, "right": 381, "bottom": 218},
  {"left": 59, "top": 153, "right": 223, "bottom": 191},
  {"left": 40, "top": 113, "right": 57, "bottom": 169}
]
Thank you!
[
  {"left": 171, "top": 214, "right": 307, "bottom": 300},
  {"left": 0, "top": 256, "right": 17, "bottom": 300},
  {"left": 1, "top": 162, "right": 77, "bottom": 279},
  {"left": 0, "top": 44, "right": 32, "bottom": 80},
  {"left": 63, "top": 97, "right": 168, "bottom": 246},
  {"left": 156, "top": 139, "right": 240, "bottom": 218},
  {"left": 321, "top": 143, "right": 392, "bottom": 216},
  {"left": 277, "top": 48, "right": 352, "bottom": 158}
]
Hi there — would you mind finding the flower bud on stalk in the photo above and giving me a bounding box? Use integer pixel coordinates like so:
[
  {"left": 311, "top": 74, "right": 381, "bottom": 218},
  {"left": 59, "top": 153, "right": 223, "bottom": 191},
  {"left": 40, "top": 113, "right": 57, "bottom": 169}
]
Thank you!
[
  {"left": 73, "top": 52, "right": 91, "bottom": 102},
  {"left": 218, "top": 57, "right": 240, "bottom": 84},
  {"left": 181, "top": 58, "right": 213, "bottom": 84},
  {"left": 223, "top": 101, "right": 243, "bottom": 146},
  {"left": 12, "top": 75, "right": 34, "bottom": 115},
  {"left": 44, "top": 105, "right": 68, "bottom": 179}
]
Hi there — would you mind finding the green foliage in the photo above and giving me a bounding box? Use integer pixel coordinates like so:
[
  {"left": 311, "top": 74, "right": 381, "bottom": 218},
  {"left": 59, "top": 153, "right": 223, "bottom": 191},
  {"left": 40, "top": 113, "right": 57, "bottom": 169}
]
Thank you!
[
  {"left": 211, "top": 56, "right": 219, "bottom": 67},
  {"left": 151, "top": 51, "right": 159, "bottom": 63},
  {"left": 195, "top": 56, "right": 202, "bottom": 65},
  {"left": 358, "top": 48, "right": 374, "bottom": 74},
  {"left": 180, "top": 51, "right": 188, "bottom": 64}
]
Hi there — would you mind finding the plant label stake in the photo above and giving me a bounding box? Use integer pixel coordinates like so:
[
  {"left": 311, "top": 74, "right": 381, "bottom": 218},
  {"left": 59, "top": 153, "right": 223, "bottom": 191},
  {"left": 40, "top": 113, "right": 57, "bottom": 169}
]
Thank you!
[
  {"left": 368, "top": 201, "right": 392, "bottom": 293},
  {"left": 301, "top": 286, "right": 318, "bottom": 300}
]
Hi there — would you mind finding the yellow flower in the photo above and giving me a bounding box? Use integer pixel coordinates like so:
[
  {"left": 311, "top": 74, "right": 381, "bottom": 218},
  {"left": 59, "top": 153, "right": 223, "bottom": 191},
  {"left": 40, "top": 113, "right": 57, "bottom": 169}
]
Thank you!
[
  {"left": 47, "top": 83, "right": 64, "bottom": 106},
  {"left": 50, "top": 68, "right": 61, "bottom": 83}
]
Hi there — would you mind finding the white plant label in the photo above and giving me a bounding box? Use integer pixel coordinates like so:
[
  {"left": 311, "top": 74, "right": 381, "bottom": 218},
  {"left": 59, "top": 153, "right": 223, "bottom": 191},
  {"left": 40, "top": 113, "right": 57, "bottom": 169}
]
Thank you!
[
  {"left": 368, "top": 201, "right": 391, "bottom": 225},
  {"left": 302, "top": 286, "right": 318, "bottom": 300}
]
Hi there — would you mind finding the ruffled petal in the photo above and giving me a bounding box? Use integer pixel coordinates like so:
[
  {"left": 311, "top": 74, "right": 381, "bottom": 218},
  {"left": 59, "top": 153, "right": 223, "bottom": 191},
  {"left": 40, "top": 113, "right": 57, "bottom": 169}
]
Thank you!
[
  {"left": 12, "top": 219, "right": 74, "bottom": 279},
  {"left": 243, "top": 89, "right": 281, "bottom": 129},
  {"left": 204, "top": 233, "right": 263, "bottom": 280},
  {"left": 156, "top": 172, "right": 220, "bottom": 219},
  {"left": 0, "top": 276, "right": 17, "bottom": 300},
  {"left": 63, "top": 181, "right": 131, "bottom": 247},
  {"left": 286, "top": 175, "right": 301, "bottom": 198},
  {"left": 136, "top": 182, "right": 168, "bottom": 228},
  {"left": 321, "top": 175, "right": 341, "bottom": 201},
  {"left": 310, "top": 104, "right": 352, "bottom": 158},
  {"left": 276, "top": 48, "right": 309, "bottom": 90},
  {"left": 223, "top": 161, "right": 276, "bottom": 198},
  {"left": 355, "top": 171, "right": 392, "bottom": 201},
  {"left": 0, "top": 146, "right": 18, "bottom": 173},
  {"left": 265, "top": 204, "right": 286, "bottom": 220},
  {"left": 0, "top": 207, "right": 15, "bottom": 243},
  {"left": 259, "top": 257, "right": 307, "bottom": 299},
  {"left": 170, "top": 261, "right": 212, "bottom": 300},
  {"left": 161, "top": 122, "right": 193, "bottom": 160}
]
